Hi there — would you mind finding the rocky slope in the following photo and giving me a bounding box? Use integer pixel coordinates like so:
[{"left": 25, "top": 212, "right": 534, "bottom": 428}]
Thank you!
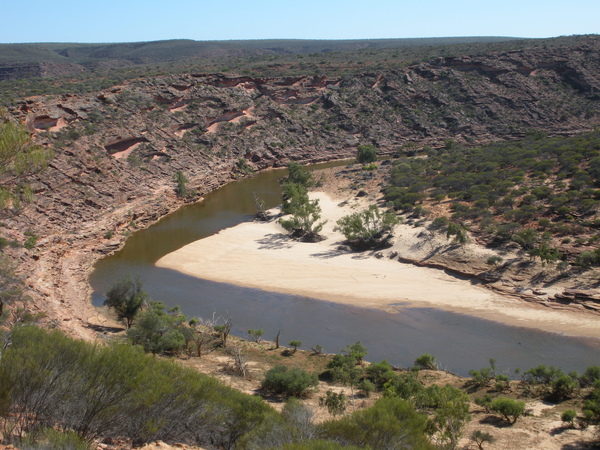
[{"left": 3, "top": 36, "right": 600, "bottom": 337}]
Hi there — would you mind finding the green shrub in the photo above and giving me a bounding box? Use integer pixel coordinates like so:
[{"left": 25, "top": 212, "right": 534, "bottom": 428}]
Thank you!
[
  {"left": 523, "top": 364, "right": 563, "bottom": 387},
  {"left": 104, "top": 276, "right": 147, "bottom": 329},
  {"left": 495, "top": 374, "right": 510, "bottom": 392},
  {"left": 424, "top": 384, "right": 471, "bottom": 448},
  {"left": 486, "top": 255, "right": 503, "bottom": 266},
  {"left": 261, "top": 366, "right": 318, "bottom": 397},
  {"left": 474, "top": 395, "right": 493, "bottom": 413},
  {"left": 551, "top": 374, "right": 578, "bottom": 401},
  {"left": 21, "top": 427, "right": 92, "bottom": 450},
  {"left": 429, "top": 216, "right": 449, "bottom": 230},
  {"left": 414, "top": 353, "right": 437, "bottom": 370},
  {"left": 0, "top": 326, "right": 275, "bottom": 447},
  {"left": 248, "top": 328, "right": 264, "bottom": 342},
  {"left": 561, "top": 409, "right": 577, "bottom": 428},
  {"left": 581, "top": 365, "right": 600, "bottom": 387},
  {"left": 335, "top": 205, "right": 399, "bottom": 250},
  {"left": 471, "top": 430, "right": 495, "bottom": 450},
  {"left": 342, "top": 341, "right": 367, "bottom": 365},
  {"left": 320, "top": 390, "right": 347, "bottom": 416},
  {"left": 319, "top": 397, "right": 432, "bottom": 449},
  {"left": 356, "top": 144, "right": 377, "bottom": 164},
  {"left": 127, "top": 301, "right": 188, "bottom": 355},
  {"left": 383, "top": 372, "right": 424, "bottom": 401},
  {"left": 24, "top": 234, "right": 37, "bottom": 250},
  {"left": 279, "top": 185, "right": 326, "bottom": 241},
  {"left": 173, "top": 170, "right": 190, "bottom": 197},
  {"left": 285, "top": 162, "right": 315, "bottom": 187},
  {"left": 365, "top": 360, "right": 395, "bottom": 387},
  {"left": 288, "top": 340, "right": 302, "bottom": 354},
  {"left": 357, "top": 379, "right": 376, "bottom": 397}
]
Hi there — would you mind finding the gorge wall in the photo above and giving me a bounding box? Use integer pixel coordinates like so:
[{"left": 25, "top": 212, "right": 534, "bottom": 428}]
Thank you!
[{"left": 3, "top": 37, "right": 600, "bottom": 337}]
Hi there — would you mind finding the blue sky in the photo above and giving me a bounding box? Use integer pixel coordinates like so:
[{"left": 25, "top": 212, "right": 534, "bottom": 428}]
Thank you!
[{"left": 2, "top": 0, "right": 598, "bottom": 43}]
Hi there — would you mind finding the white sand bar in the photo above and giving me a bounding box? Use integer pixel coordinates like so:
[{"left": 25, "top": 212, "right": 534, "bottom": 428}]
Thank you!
[{"left": 156, "top": 193, "right": 600, "bottom": 340}]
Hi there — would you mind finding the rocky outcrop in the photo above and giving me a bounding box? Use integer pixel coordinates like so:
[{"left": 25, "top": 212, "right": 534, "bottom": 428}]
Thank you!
[{"left": 553, "top": 289, "right": 600, "bottom": 312}]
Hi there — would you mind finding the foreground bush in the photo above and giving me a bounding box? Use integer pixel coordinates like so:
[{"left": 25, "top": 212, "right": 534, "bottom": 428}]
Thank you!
[
  {"left": 319, "top": 397, "right": 433, "bottom": 449},
  {"left": 127, "top": 301, "right": 187, "bottom": 355},
  {"left": 0, "top": 326, "right": 275, "bottom": 447}
]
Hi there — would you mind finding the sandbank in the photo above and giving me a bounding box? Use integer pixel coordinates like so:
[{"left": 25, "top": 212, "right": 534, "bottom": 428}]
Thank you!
[{"left": 156, "top": 192, "right": 600, "bottom": 340}]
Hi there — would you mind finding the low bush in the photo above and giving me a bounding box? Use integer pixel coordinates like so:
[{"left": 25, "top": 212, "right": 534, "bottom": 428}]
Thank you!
[{"left": 261, "top": 365, "right": 318, "bottom": 397}]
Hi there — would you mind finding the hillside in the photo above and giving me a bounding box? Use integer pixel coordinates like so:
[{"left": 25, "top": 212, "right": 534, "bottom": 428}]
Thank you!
[
  {"left": 1, "top": 35, "right": 600, "bottom": 339},
  {"left": 3, "top": 36, "right": 596, "bottom": 104}
]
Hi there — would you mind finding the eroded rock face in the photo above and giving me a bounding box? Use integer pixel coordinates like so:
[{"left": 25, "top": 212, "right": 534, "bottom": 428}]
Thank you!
[{"left": 4, "top": 38, "right": 600, "bottom": 338}]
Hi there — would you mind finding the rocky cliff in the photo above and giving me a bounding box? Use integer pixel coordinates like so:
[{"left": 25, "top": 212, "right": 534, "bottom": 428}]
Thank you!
[{"left": 3, "top": 36, "right": 600, "bottom": 337}]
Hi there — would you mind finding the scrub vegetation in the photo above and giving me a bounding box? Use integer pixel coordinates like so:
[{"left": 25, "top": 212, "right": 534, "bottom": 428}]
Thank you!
[
  {"left": 3, "top": 323, "right": 600, "bottom": 449},
  {"left": 384, "top": 130, "right": 600, "bottom": 268}
]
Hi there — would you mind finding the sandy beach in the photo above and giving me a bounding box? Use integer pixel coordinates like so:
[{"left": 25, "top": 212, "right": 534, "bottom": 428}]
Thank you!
[{"left": 156, "top": 192, "right": 600, "bottom": 340}]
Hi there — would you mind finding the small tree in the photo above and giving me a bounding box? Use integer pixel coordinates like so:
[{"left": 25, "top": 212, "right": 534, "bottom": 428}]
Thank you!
[
  {"left": 281, "top": 182, "right": 309, "bottom": 215},
  {"left": 253, "top": 193, "right": 269, "bottom": 221},
  {"left": 474, "top": 395, "right": 493, "bottom": 413},
  {"left": 224, "top": 346, "right": 249, "bottom": 378},
  {"left": 319, "top": 397, "right": 431, "bottom": 449},
  {"left": 311, "top": 344, "right": 324, "bottom": 355},
  {"left": 428, "top": 385, "right": 471, "bottom": 449},
  {"left": 335, "top": 205, "right": 399, "bottom": 250},
  {"left": 469, "top": 359, "right": 498, "bottom": 388},
  {"left": 279, "top": 195, "right": 326, "bottom": 242},
  {"left": 0, "top": 254, "right": 25, "bottom": 317},
  {"left": 247, "top": 328, "right": 264, "bottom": 343},
  {"left": 0, "top": 114, "right": 53, "bottom": 212},
  {"left": 319, "top": 390, "right": 346, "bottom": 416},
  {"left": 214, "top": 316, "right": 232, "bottom": 348},
  {"left": 104, "top": 276, "right": 147, "bottom": 329},
  {"left": 495, "top": 374, "right": 510, "bottom": 392},
  {"left": 327, "top": 354, "right": 363, "bottom": 411},
  {"left": 285, "top": 161, "right": 314, "bottom": 187},
  {"left": 186, "top": 317, "right": 217, "bottom": 357},
  {"left": 288, "top": 340, "right": 302, "bottom": 354},
  {"left": 551, "top": 374, "right": 578, "bottom": 401},
  {"left": 446, "top": 222, "right": 468, "bottom": 246},
  {"left": 173, "top": 170, "right": 190, "bottom": 198},
  {"left": 356, "top": 144, "right": 377, "bottom": 164},
  {"left": 489, "top": 397, "right": 526, "bottom": 424},
  {"left": 561, "top": 409, "right": 577, "bottom": 428},
  {"left": 414, "top": 353, "right": 437, "bottom": 370},
  {"left": 342, "top": 341, "right": 367, "bottom": 365},
  {"left": 471, "top": 430, "right": 495, "bottom": 449}
]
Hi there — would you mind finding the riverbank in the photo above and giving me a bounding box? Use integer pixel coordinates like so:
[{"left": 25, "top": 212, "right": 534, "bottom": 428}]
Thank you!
[{"left": 156, "top": 191, "right": 600, "bottom": 340}]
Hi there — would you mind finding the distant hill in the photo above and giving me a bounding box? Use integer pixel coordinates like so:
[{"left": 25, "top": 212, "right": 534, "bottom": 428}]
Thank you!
[
  {"left": 0, "top": 36, "right": 540, "bottom": 81},
  {"left": 0, "top": 37, "right": 524, "bottom": 64}
]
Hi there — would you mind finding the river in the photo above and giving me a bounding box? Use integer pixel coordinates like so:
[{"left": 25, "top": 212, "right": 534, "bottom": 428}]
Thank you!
[{"left": 89, "top": 162, "right": 600, "bottom": 376}]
